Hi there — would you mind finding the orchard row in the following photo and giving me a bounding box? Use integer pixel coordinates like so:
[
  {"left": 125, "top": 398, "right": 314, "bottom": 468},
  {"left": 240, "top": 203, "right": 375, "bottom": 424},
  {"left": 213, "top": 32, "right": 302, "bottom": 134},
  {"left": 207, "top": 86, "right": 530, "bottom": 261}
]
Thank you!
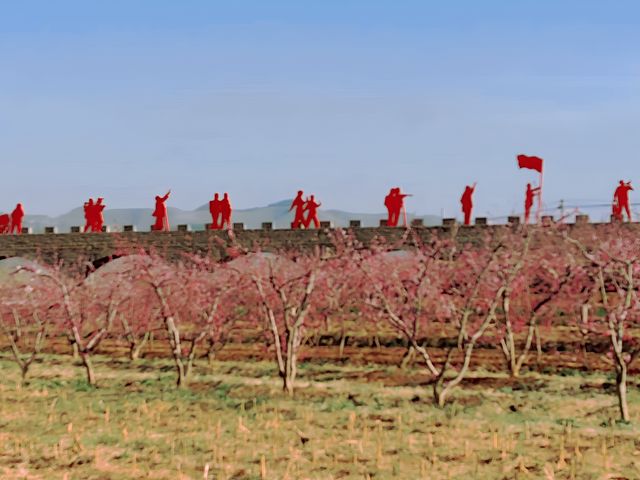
[{"left": 1, "top": 225, "right": 638, "bottom": 422}]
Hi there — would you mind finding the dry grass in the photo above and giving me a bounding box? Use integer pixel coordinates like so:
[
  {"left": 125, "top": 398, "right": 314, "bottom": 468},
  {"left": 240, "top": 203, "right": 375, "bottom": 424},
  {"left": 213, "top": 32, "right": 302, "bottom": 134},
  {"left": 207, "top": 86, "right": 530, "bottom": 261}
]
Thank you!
[{"left": 0, "top": 354, "right": 639, "bottom": 479}]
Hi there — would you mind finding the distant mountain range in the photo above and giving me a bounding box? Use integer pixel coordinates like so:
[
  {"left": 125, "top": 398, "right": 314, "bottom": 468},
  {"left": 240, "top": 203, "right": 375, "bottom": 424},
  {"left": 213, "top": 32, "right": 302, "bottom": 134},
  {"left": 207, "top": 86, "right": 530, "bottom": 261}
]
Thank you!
[{"left": 16, "top": 199, "right": 441, "bottom": 233}]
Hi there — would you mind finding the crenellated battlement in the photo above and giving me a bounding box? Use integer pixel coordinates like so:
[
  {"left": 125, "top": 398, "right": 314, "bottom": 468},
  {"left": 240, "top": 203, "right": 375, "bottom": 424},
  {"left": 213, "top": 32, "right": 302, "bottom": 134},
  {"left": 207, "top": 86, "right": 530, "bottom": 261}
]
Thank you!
[{"left": 0, "top": 214, "right": 633, "bottom": 266}]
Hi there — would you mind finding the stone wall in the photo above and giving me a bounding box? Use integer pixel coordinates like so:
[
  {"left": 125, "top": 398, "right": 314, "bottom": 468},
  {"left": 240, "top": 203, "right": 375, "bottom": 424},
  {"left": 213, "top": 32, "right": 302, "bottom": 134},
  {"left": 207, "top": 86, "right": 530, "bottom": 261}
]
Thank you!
[{"left": 0, "top": 221, "right": 630, "bottom": 266}]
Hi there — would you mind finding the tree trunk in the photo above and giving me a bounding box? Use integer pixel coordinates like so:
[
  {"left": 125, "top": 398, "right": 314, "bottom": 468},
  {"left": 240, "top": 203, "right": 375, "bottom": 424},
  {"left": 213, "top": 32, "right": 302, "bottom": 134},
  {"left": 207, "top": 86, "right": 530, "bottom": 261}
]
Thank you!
[
  {"left": 616, "top": 361, "right": 630, "bottom": 422},
  {"left": 400, "top": 344, "right": 415, "bottom": 369},
  {"left": 435, "top": 387, "right": 448, "bottom": 408},
  {"left": 81, "top": 353, "right": 96, "bottom": 386},
  {"left": 432, "top": 348, "right": 455, "bottom": 407},
  {"left": 283, "top": 326, "right": 299, "bottom": 396},
  {"left": 20, "top": 364, "right": 30, "bottom": 387},
  {"left": 434, "top": 288, "right": 504, "bottom": 407},
  {"left": 207, "top": 344, "right": 216, "bottom": 364},
  {"left": 164, "top": 315, "right": 187, "bottom": 388},
  {"left": 186, "top": 334, "right": 206, "bottom": 380},
  {"left": 500, "top": 293, "right": 519, "bottom": 377},
  {"left": 339, "top": 331, "right": 347, "bottom": 358},
  {"left": 174, "top": 358, "right": 187, "bottom": 388},
  {"left": 129, "top": 331, "right": 150, "bottom": 361},
  {"left": 283, "top": 370, "right": 295, "bottom": 396},
  {"left": 534, "top": 325, "right": 543, "bottom": 365}
]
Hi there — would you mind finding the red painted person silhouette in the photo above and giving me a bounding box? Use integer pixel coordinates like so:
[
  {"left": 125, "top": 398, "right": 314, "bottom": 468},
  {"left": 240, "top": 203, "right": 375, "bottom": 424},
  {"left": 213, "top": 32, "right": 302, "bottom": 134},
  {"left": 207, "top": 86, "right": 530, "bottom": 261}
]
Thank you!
[
  {"left": 209, "top": 193, "right": 221, "bottom": 229},
  {"left": 83, "top": 198, "right": 95, "bottom": 232},
  {"left": 389, "top": 188, "right": 411, "bottom": 227},
  {"left": 524, "top": 183, "right": 541, "bottom": 224},
  {"left": 92, "top": 198, "right": 105, "bottom": 232},
  {"left": 152, "top": 190, "right": 171, "bottom": 231},
  {"left": 460, "top": 183, "right": 476, "bottom": 226},
  {"left": 0, "top": 214, "right": 9, "bottom": 234},
  {"left": 289, "top": 191, "right": 306, "bottom": 229},
  {"left": 303, "top": 195, "right": 321, "bottom": 229},
  {"left": 83, "top": 198, "right": 105, "bottom": 232},
  {"left": 10, "top": 203, "right": 24, "bottom": 234},
  {"left": 612, "top": 200, "right": 623, "bottom": 222},
  {"left": 221, "top": 193, "right": 232, "bottom": 229},
  {"left": 384, "top": 189, "right": 395, "bottom": 226},
  {"left": 613, "top": 180, "right": 633, "bottom": 222}
]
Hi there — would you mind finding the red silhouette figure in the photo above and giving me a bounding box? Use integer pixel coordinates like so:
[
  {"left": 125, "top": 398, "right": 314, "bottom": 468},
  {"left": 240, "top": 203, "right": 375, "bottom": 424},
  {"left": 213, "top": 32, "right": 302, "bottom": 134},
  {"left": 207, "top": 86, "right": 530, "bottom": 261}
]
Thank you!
[
  {"left": 388, "top": 188, "right": 411, "bottom": 227},
  {"left": 82, "top": 198, "right": 105, "bottom": 232},
  {"left": 303, "top": 195, "right": 321, "bottom": 229},
  {"left": 524, "top": 183, "right": 541, "bottom": 224},
  {"left": 460, "top": 183, "right": 476, "bottom": 226},
  {"left": 83, "top": 198, "right": 95, "bottom": 232},
  {"left": 384, "top": 189, "right": 395, "bottom": 226},
  {"left": 10, "top": 203, "right": 24, "bottom": 234},
  {"left": 152, "top": 190, "right": 171, "bottom": 231},
  {"left": 613, "top": 180, "right": 633, "bottom": 222},
  {"left": 92, "top": 198, "right": 105, "bottom": 232},
  {"left": 221, "top": 193, "right": 232, "bottom": 229},
  {"left": 209, "top": 193, "right": 221, "bottom": 229},
  {"left": 290, "top": 190, "right": 306, "bottom": 229},
  {"left": 0, "top": 214, "right": 10, "bottom": 234},
  {"left": 612, "top": 201, "right": 623, "bottom": 222}
]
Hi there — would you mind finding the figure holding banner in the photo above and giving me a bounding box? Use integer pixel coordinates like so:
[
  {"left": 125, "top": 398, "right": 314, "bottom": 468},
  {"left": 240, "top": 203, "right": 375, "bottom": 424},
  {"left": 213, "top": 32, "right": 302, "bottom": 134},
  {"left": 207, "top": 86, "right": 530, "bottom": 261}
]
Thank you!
[
  {"left": 524, "top": 183, "right": 541, "bottom": 225},
  {"left": 517, "top": 154, "right": 544, "bottom": 223}
]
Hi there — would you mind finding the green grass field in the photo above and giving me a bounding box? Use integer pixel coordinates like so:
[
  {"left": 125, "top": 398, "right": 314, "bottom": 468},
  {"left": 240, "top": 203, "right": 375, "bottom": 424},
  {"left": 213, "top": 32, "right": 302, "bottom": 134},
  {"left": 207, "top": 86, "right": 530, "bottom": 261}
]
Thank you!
[{"left": 0, "top": 353, "right": 638, "bottom": 479}]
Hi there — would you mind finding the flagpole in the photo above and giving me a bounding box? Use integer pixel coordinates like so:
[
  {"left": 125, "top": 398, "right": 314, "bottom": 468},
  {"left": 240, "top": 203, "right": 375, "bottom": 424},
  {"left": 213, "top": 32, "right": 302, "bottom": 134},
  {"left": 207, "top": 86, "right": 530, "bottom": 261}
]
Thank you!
[{"left": 537, "top": 163, "right": 543, "bottom": 223}]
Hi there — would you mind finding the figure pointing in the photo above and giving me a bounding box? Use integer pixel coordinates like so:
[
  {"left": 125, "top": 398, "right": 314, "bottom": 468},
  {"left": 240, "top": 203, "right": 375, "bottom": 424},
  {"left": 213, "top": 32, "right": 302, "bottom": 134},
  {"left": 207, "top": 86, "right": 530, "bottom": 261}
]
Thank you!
[
  {"left": 152, "top": 190, "right": 171, "bottom": 231},
  {"left": 390, "top": 188, "right": 411, "bottom": 227},
  {"left": 460, "top": 183, "right": 476, "bottom": 226}
]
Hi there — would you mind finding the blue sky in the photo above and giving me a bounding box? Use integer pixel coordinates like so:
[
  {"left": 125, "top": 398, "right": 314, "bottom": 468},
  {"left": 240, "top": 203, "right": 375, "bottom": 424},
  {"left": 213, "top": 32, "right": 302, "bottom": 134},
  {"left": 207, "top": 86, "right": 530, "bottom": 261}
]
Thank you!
[{"left": 1, "top": 0, "right": 639, "bottom": 220}]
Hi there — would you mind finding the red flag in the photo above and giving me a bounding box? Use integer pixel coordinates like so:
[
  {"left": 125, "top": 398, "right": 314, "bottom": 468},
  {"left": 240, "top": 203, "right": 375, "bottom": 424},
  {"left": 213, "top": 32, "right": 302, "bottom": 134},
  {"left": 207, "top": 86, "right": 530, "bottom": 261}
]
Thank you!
[{"left": 517, "top": 154, "right": 543, "bottom": 173}]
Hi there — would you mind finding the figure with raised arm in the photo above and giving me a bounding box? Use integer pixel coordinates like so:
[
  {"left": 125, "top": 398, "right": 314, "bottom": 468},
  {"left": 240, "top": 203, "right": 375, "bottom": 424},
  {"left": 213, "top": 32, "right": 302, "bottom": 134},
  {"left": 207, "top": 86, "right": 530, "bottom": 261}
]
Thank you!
[
  {"left": 10, "top": 203, "right": 24, "bottom": 234},
  {"left": 152, "top": 190, "right": 171, "bottom": 231},
  {"left": 613, "top": 180, "right": 634, "bottom": 222},
  {"left": 524, "top": 183, "right": 541, "bottom": 224},
  {"left": 221, "top": 193, "right": 232, "bottom": 229},
  {"left": 83, "top": 198, "right": 95, "bottom": 232},
  {"left": 91, "top": 198, "right": 105, "bottom": 232},
  {"left": 209, "top": 193, "right": 221, "bottom": 229},
  {"left": 303, "top": 195, "right": 321, "bottom": 229},
  {"left": 289, "top": 190, "right": 306, "bottom": 229},
  {"left": 460, "top": 183, "right": 476, "bottom": 226}
]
